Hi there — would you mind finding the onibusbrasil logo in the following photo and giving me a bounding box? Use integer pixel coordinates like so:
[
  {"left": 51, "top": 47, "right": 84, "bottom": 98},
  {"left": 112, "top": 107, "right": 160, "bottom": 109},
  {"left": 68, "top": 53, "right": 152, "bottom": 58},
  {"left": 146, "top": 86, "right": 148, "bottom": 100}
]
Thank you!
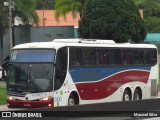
[{"left": 2, "top": 112, "right": 42, "bottom": 118}]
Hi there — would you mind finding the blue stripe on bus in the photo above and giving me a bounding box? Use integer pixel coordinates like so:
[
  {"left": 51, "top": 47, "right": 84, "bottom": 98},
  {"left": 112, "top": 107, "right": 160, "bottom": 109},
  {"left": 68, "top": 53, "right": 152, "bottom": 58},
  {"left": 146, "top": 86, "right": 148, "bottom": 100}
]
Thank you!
[
  {"left": 7, "top": 91, "right": 26, "bottom": 97},
  {"left": 69, "top": 66, "right": 151, "bottom": 83}
]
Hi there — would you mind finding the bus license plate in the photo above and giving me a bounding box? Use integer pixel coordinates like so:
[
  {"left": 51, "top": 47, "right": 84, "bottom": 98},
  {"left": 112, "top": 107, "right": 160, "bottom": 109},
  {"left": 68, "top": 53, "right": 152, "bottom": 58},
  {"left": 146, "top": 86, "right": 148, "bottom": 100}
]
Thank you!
[{"left": 24, "top": 104, "right": 31, "bottom": 107}]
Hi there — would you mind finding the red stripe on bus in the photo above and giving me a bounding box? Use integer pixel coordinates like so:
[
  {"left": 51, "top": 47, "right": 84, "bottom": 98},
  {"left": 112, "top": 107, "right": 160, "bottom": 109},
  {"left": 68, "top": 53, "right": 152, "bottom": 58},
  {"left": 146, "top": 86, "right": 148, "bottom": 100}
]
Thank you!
[{"left": 76, "top": 70, "right": 150, "bottom": 100}]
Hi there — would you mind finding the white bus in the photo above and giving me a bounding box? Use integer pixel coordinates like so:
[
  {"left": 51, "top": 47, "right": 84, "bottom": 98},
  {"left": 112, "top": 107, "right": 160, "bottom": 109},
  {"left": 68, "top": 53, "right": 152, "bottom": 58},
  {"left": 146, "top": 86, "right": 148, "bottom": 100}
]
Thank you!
[{"left": 7, "top": 39, "right": 159, "bottom": 108}]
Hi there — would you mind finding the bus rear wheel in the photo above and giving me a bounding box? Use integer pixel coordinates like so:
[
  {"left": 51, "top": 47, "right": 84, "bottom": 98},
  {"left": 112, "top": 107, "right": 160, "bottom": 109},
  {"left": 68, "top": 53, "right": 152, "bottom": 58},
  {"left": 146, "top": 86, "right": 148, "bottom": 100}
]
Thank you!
[
  {"left": 123, "top": 89, "right": 131, "bottom": 101},
  {"left": 133, "top": 89, "right": 141, "bottom": 100},
  {"left": 68, "top": 94, "right": 77, "bottom": 106}
]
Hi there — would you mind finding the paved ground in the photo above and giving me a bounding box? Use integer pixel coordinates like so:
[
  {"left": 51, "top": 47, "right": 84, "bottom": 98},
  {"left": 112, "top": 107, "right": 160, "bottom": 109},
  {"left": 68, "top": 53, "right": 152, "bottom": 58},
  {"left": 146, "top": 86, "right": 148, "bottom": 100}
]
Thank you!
[{"left": 0, "top": 105, "right": 23, "bottom": 111}]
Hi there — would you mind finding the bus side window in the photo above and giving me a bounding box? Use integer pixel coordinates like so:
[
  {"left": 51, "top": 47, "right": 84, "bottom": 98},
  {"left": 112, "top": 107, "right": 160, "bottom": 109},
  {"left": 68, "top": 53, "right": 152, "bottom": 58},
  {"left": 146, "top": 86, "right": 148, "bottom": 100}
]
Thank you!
[
  {"left": 144, "top": 50, "right": 150, "bottom": 65},
  {"left": 122, "top": 49, "right": 133, "bottom": 65},
  {"left": 97, "top": 49, "right": 109, "bottom": 65},
  {"left": 109, "top": 49, "right": 121, "bottom": 65},
  {"left": 150, "top": 49, "right": 157, "bottom": 65},
  {"left": 133, "top": 49, "right": 143, "bottom": 65},
  {"left": 69, "top": 48, "right": 82, "bottom": 66},
  {"left": 70, "top": 48, "right": 77, "bottom": 66},
  {"left": 54, "top": 47, "right": 68, "bottom": 90},
  {"left": 82, "top": 48, "right": 96, "bottom": 66},
  {"left": 121, "top": 50, "right": 126, "bottom": 65}
]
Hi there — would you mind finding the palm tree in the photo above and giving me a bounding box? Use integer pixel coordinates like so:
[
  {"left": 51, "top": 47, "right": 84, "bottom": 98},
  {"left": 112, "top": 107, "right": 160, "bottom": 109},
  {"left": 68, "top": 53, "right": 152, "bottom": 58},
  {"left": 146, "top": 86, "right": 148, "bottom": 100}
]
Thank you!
[
  {"left": 54, "top": 0, "right": 85, "bottom": 20},
  {"left": 13, "top": 0, "right": 39, "bottom": 26},
  {"left": 0, "top": 0, "right": 9, "bottom": 30},
  {"left": 0, "top": 0, "right": 39, "bottom": 48},
  {"left": 1, "top": 0, "right": 39, "bottom": 29}
]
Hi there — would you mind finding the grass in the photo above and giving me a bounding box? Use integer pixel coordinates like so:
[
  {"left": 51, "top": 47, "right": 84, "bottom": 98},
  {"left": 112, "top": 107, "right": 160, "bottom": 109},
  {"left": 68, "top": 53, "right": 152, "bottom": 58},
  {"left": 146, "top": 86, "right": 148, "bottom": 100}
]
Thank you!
[{"left": 0, "top": 87, "right": 7, "bottom": 105}]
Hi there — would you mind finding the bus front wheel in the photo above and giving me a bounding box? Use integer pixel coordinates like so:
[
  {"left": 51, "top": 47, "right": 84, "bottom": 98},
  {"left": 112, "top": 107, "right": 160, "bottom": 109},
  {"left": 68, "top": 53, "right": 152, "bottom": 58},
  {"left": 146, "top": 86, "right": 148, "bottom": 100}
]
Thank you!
[{"left": 68, "top": 94, "right": 77, "bottom": 106}]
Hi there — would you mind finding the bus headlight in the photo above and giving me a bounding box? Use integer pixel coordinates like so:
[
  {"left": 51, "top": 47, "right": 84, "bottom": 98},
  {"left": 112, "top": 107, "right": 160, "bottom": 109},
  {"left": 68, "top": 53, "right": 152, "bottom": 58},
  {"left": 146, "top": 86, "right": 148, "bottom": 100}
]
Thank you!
[
  {"left": 7, "top": 96, "right": 15, "bottom": 100},
  {"left": 39, "top": 96, "right": 51, "bottom": 101}
]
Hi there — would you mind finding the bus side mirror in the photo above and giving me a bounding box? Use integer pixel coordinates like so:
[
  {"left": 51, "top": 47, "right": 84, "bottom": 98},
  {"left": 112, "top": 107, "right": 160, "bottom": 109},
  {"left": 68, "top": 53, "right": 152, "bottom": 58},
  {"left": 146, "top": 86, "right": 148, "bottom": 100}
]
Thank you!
[
  {"left": 54, "top": 62, "right": 62, "bottom": 67},
  {"left": 54, "top": 62, "right": 57, "bottom": 66},
  {"left": 1, "top": 55, "right": 10, "bottom": 72}
]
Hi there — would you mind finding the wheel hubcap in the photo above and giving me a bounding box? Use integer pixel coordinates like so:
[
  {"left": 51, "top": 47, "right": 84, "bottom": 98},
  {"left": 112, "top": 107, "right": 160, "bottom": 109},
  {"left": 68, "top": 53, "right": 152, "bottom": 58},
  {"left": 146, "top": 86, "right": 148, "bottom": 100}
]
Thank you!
[
  {"left": 124, "top": 94, "right": 130, "bottom": 101},
  {"left": 134, "top": 93, "right": 140, "bottom": 100},
  {"left": 68, "top": 98, "right": 75, "bottom": 106}
]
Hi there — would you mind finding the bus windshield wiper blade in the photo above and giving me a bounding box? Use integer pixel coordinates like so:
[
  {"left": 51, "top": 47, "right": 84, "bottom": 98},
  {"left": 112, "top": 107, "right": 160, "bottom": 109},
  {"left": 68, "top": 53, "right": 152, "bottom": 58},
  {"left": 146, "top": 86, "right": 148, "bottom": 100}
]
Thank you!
[{"left": 27, "top": 64, "right": 38, "bottom": 92}]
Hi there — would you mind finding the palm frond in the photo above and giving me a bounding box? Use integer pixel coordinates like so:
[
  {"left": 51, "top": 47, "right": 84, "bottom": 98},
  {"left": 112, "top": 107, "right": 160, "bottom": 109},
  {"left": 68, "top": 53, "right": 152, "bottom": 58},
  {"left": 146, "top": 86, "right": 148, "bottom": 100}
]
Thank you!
[
  {"left": 15, "top": 0, "right": 39, "bottom": 26},
  {"left": 55, "top": 0, "right": 82, "bottom": 21}
]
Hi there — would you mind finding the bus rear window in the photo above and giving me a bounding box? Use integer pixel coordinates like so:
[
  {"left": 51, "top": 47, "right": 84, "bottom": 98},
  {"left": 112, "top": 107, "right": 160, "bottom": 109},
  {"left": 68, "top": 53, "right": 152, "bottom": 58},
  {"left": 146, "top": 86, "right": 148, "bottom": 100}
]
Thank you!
[{"left": 10, "top": 49, "right": 55, "bottom": 62}]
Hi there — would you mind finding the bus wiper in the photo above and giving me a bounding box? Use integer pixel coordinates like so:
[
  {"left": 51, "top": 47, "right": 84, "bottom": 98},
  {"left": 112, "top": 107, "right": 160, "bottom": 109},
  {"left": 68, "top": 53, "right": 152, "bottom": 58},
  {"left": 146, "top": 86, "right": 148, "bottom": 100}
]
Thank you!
[{"left": 27, "top": 65, "right": 38, "bottom": 92}]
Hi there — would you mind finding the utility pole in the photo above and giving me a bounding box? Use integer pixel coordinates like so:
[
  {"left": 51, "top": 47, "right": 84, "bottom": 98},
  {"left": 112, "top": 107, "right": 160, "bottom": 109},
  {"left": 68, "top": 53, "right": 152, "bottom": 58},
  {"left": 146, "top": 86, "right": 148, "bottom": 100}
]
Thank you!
[
  {"left": 43, "top": 0, "right": 48, "bottom": 41},
  {"left": 0, "top": 21, "right": 3, "bottom": 64},
  {"left": 8, "top": 0, "right": 13, "bottom": 51}
]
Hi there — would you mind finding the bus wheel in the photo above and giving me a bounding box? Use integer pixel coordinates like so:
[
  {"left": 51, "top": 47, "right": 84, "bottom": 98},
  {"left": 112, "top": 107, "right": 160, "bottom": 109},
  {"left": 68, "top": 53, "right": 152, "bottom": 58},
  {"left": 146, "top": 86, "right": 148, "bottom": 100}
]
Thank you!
[
  {"left": 133, "top": 89, "right": 141, "bottom": 100},
  {"left": 68, "top": 94, "right": 77, "bottom": 106},
  {"left": 123, "top": 89, "right": 131, "bottom": 101}
]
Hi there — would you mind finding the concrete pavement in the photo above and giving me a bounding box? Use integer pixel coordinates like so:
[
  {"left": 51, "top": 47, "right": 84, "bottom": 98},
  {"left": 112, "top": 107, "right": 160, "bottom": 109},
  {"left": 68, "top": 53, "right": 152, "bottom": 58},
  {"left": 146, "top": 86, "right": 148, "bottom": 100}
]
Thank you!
[{"left": 0, "top": 105, "right": 23, "bottom": 111}]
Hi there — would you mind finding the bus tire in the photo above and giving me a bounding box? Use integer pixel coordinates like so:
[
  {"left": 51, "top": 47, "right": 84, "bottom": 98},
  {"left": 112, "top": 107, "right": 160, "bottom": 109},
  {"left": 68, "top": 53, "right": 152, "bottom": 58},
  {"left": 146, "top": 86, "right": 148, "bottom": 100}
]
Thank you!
[
  {"left": 123, "top": 89, "right": 131, "bottom": 101},
  {"left": 68, "top": 94, "right": 78, "bottom": 106},
  {"left": 133, "top": 89, "right": 141, "bottom": 100}
]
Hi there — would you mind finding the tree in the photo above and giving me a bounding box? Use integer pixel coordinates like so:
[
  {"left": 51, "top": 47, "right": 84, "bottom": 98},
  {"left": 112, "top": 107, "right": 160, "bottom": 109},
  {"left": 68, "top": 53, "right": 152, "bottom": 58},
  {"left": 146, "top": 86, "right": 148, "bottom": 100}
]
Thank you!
[
  {"left": 54, "top": 0, "right": 85, "bottom": 20},
  {"left": 0, "top": 0, "right": 39, "bottom": 30},
  {"left": 134, "top": 0, "right": 160, "bottom": 18},
  {"left": 0, "top": 0, "right": 39, "bottom": 48},
  {"left": 0, "top": 1, "right": 9, "bottom": 30},
  {"left": 134, "top": 0, "right": 160, "bottom": 32},
  {"left": 145, "top": 17, "right": 160, "bottom": 32},
  {"left": 36, "top": 0, "right": 55, "bottom": 10},
  {"left": 14, "top": 0, "right": 39, "bottom": 26},
  {"left": 0, "top": 0, "right": 39, "bottom": 29},
  {"left": 78, "top": 0, "right": 147, "bottom": 43}
]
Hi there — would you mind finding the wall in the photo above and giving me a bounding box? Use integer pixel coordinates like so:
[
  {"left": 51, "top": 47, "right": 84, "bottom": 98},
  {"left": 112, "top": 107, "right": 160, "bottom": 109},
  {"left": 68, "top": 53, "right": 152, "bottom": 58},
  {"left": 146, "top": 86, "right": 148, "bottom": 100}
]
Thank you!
[{"left": 31, "top": 26, "right": 74, "bottom": 42}]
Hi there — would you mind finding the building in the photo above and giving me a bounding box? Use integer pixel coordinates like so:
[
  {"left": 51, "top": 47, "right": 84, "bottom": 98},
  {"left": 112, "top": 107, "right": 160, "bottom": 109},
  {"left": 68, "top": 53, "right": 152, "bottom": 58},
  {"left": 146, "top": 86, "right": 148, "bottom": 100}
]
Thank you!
[{"left": 0, "top": 10, "right": 80, "bottom": 63}]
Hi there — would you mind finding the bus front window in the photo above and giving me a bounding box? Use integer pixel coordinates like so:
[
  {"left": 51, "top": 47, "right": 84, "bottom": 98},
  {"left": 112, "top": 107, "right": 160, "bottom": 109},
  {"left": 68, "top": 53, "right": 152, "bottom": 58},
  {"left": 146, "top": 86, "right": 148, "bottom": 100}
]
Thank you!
[{"left": 7, "top": 49, "right": 55, "bottom": 93}]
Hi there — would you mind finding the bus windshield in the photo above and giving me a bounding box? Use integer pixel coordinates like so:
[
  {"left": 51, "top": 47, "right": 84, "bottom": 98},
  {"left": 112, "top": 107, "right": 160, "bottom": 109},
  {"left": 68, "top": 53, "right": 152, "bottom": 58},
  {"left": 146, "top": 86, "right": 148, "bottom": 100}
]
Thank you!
[
  {"left": 10, "top": 49, "right": 55, "bottom": 62},
  {"left": 7, "top": 49, "right": 55, "bottom": 93}
]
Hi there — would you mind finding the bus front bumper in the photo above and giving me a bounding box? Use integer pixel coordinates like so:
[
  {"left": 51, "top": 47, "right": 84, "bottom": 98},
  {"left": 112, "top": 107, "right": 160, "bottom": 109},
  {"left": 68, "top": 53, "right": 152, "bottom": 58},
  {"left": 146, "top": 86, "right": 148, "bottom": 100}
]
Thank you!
[{"left": 7, "top": 97, "right": 54, "bottom": 108}]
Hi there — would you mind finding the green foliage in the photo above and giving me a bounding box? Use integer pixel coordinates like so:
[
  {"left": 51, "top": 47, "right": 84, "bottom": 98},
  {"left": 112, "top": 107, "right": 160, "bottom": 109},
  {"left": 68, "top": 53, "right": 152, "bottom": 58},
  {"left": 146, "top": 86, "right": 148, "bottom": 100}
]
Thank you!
[
  {"left": 134, "top": 0, "right": 160, "bottom": 33},
  {"left": 135, "top": 0, "right": 160, "bottom": 18},
  {"left": 14, "top": 0, "right": 39, "bottom": 26},
  {"left": 0, "top": 0, "right": 39, "bottom": 31},
  {"left": 54, "top": 0, "right": 85, "bottom": 20},
  {"left": 36, "top": 0, "right": 55, "bottom": 10},
  {"left": 78, "top": 0, "right": 147, "bottom": 43},
  {"left": 0, "top": 0, "right": 9, "bottom": 29},
  {"left": 146, "top": 17, "right": 160, "bottom": 32}
]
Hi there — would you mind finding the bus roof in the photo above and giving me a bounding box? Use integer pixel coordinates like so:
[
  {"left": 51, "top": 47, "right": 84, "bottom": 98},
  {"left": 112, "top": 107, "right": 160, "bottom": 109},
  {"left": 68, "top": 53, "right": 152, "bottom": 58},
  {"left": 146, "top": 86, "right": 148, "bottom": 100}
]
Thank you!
[{"left": 12, "top": 39, "right": 157, "bottom": 50}]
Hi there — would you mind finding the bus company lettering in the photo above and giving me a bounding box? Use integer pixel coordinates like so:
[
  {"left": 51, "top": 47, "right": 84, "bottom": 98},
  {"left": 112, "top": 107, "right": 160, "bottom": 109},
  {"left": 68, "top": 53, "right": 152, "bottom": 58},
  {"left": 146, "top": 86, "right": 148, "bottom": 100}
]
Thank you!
[
  {"left": 12, "top": 112, "right": 42, "bottom": 117},
  {"left": 32, "top": 93, "right": 48, "bottom": 97}
]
